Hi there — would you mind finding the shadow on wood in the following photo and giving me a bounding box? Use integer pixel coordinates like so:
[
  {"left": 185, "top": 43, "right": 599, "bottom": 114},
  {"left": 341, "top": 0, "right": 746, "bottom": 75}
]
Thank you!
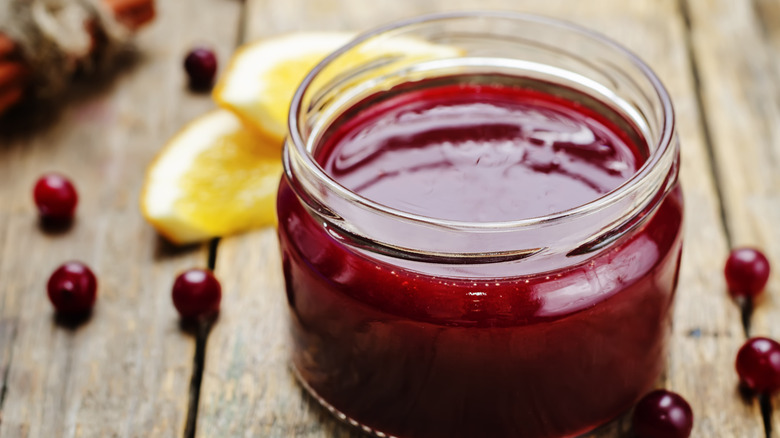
[
  {"left": 37, "top": 216, "right": 75, "bottom": 236},
  {"left": 52, "top": 309, "right": 93, "bottom": 331},
  {"left": 154, "top": 234, "right": 204, "bottom": 262}
]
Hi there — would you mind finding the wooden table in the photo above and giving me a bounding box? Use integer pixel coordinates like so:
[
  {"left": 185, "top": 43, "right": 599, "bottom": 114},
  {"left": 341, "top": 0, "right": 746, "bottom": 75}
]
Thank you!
[{"left": 0, "top": 0, "right": 777, "bottom": 436}]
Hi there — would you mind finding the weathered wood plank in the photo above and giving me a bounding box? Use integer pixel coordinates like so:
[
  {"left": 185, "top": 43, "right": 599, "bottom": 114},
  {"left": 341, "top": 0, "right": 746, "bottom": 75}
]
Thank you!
[
  {"left": 198, "top": 0, "right": 758, "bottom": 436},
  {"left": 686, "top": 0, "right": 780, "bottom": 432},
  {"left": 0, "top": 0, "right": 242, "bottom": 436}
]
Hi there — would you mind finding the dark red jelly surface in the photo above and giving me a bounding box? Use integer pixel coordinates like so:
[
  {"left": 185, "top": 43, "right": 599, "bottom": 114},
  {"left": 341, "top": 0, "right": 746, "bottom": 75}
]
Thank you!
[{"left": 277, "top": 79, "right": 683, "bottom": 438}]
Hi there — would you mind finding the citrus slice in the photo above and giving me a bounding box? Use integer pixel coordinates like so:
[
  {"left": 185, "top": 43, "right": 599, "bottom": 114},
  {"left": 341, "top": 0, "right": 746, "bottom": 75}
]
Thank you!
[
  {"left": 140, "top": 109, "right": 283, "bottom": 245},
  {"left": 213, "top": 32, "right": 462, "bottom": 143}
]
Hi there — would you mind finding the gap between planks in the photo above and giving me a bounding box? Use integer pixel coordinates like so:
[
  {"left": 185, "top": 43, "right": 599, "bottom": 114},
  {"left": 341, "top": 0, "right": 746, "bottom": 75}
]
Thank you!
[
  {"left": 181, "top": 0, "right": 249, "bottom": 435},
  {"left": 681, "top": 0, "right": 771, "bottom": 436},
  {"left": 0, "top": 320, "right": 18, "bottom": 416},
  {"left": 678, "top": 0, "right": 735, "bottom": 250},
  {"left": 183, "top": 238, "right": 221, "bottom": 438}
]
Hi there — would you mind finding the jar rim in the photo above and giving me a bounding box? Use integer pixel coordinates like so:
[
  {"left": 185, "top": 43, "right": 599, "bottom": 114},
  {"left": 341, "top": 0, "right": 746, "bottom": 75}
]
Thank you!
[{"left": 287, "top": 10, "right": 676, "bottom": 231}]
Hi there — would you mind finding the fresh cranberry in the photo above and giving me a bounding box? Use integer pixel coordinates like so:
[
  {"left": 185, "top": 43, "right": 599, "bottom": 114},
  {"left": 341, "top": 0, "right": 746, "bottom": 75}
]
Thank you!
[
  {"left": 632, "top": 389, "right": 693, "bottom": 438},
  {"left": 47, "top": 261, "right": 97, "bottom": 315},
  {"left": 725, "top": 248, "right": 770, "bottom": 297},
  {"left": 184, "top": 47, "right": 217, "bottom": 90},
  {"left": 33, "top": 173, "right": 78, "bottom": 222},
  {"left": 172, "top": 268, "right": 221, "bottom": 318},
  {"left": 736, "top": 337, "right": 780, "bottom": 393}
]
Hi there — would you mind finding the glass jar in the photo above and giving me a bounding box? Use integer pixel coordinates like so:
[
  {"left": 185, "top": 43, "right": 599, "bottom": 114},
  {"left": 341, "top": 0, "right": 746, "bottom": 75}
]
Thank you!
[{"left": 277, "top": 12, "right": 682, "bottom": 438}]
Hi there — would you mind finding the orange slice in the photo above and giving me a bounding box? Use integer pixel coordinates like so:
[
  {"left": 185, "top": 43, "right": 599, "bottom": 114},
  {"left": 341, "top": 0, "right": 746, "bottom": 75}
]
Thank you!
[{"left": 140, "top": 109, "right": 282, "bottom": 245}]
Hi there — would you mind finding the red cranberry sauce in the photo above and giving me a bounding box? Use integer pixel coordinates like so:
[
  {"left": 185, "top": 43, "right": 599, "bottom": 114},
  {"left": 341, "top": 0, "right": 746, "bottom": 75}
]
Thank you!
[{"left": 277, "top": 77, "right": 683, "bottom": 438}]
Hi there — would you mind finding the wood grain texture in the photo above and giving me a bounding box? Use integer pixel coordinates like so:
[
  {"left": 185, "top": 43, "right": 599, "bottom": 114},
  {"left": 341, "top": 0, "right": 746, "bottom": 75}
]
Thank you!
[
  {"left": 195, "top": 0, "right": 760, "bottom": 437},
  {"left": 0, "top": 0, "right": 242, "bottom": 436},
  {"left": 0, "top": 0, "right": 763, "bottom": 436},
  {"left": 685, "top": 0, "right": 780, "bottom": 432}
]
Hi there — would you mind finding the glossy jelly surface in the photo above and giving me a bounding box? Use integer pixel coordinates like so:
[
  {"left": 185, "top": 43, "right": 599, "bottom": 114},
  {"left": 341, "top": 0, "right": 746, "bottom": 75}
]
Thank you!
[
  {"left": 319, "top": 83, "right": 641, "bottom": 222},
  {"left": 277, "top": 78, "right": 683, "bottom": 438}
]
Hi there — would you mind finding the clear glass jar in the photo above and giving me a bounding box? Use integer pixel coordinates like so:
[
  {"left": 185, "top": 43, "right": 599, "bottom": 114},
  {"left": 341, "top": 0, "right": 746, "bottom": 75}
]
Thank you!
[{"left": 277, "top": 12, "right": 682, "bottom": 438}]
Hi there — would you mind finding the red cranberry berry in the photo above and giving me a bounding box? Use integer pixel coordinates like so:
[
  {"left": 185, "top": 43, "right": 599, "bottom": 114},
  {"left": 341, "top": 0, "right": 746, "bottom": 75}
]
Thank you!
[
  {"left": 725, "top": 248, "right": 770, "bottom": 297},
  {"left": 47, "top": 261, "right": 97, "bottom": 315},
  {"left": 736, "top": 337, "right": 780, "bottom": 393},
  {"left": 184, "top": 47, "right": 217, "bottom": 90},
  {"left": 33, "top": 173, "right": 78, "bottom": 222},
  {"left": 632, "top": 389, "right": 693, "bottom": 438},
  {"left": 172, "top": 269, "right": 221, "bottom": 319}
]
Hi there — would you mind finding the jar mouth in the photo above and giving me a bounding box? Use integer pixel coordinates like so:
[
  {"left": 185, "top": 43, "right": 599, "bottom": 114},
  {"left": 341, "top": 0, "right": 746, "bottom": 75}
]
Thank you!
[{"left": 287, "top": 11, "right": 675, "bottom": 232}]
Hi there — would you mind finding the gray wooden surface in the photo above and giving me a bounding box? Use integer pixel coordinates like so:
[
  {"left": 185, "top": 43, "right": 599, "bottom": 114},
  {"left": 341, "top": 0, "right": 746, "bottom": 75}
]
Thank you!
[{"left": 1, "top": 0, "right": 778, "bottom": 436}]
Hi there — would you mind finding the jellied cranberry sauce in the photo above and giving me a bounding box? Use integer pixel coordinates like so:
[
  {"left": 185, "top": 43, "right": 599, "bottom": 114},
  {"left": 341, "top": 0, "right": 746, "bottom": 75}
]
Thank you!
[{"left": 277, "top": 77, "right": 683, "bottom": 438}]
